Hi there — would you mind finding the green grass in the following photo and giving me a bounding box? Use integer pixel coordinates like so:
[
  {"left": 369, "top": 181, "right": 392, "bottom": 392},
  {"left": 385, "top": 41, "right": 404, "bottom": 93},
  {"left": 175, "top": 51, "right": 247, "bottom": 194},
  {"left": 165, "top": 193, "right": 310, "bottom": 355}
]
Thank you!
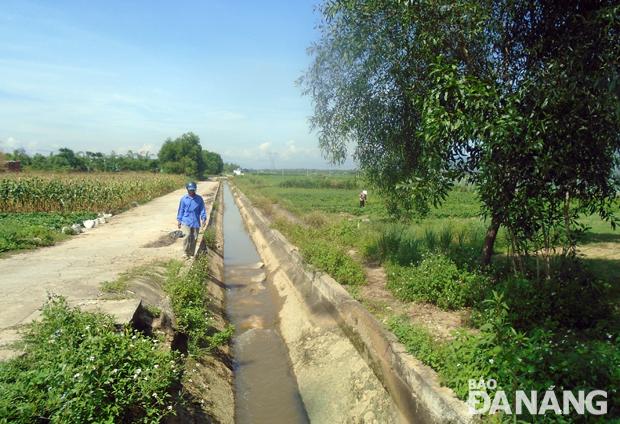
[{"left": 0, "top": 212, "right": 98, "bottom": 253}]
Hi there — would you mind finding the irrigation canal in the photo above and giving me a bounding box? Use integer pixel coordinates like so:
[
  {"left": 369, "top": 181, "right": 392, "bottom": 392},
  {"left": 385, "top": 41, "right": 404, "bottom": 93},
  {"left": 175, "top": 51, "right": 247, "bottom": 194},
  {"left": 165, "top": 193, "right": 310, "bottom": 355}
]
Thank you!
[{"left": 222, "top": 181, "right": 310, "bottom": 423}]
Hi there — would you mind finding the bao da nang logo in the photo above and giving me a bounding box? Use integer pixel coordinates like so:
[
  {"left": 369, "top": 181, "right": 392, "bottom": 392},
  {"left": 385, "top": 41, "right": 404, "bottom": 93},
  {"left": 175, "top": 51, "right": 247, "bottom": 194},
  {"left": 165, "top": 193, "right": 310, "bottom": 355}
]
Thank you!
[{"left": 468, "top": 379, "right": 607, "bottom": 416}]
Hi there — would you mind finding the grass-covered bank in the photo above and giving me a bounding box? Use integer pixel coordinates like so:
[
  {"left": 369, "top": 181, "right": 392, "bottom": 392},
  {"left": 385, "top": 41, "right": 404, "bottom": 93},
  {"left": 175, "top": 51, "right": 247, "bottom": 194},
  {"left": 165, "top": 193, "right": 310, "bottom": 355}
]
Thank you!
[
  {"left": 231, "top": 173, "right": 619, "bottom": 423},
  {"left": 0, "top": 255, "right": 233, "bottom": 423}
]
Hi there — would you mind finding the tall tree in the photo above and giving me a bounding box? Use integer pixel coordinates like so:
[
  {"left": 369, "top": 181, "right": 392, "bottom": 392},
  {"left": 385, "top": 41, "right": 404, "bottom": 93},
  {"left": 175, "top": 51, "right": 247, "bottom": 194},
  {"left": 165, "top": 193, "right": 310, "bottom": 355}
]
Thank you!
[
  {"left": 300, "top": 0, "right": 620, "bottom": 268},
  {"left": 202, "top": 150, "right": 224, "bottom": 175},
  {"left": 158, "top": 132, "right": 207, "bottom": 177}
]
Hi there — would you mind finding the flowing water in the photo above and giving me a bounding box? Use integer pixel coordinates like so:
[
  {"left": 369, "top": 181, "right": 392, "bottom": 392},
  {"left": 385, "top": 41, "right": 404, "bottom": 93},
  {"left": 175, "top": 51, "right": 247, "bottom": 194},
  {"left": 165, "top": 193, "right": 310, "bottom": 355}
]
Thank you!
[{"left": 222, "top": 181, "right": 309, "bottom": 424}]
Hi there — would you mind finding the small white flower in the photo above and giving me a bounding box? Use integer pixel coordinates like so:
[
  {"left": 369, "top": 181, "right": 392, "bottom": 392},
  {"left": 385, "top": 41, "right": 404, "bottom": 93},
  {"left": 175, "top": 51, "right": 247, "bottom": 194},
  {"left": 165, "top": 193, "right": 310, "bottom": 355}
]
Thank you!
[
  {"left": 113, "top": 369, "right": 118, "bottom": 373},
  {"left": 167, "top": 406, "right": 173, "bottom": 410},
  {"left": 73, "top": 373, "right": 80, "bottom": 378},
  {"left": 456, "top": 364, "right": 461, "bottom": 367},
  {"left": 489, "top": 359, "right": 494, "bottom": 364},
  {"left": 89, "top": 356, "right": 95, "bottom": 361},
  {"left": 85, "top": 326, "right": 90, "bottom": 330},
  {"left": 154, "top": 365, "right": 159, "bottom": 369},
  {"left": 152, "top": 393, "right": 157, "bottom": 398}
]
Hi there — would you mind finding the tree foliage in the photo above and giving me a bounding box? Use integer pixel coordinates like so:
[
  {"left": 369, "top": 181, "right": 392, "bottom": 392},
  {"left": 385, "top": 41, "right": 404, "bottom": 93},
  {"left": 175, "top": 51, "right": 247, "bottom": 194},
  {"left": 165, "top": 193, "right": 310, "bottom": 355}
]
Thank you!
[
  {"left": 202, "top": 150, "right": 224, "bottom": 175},
  {"left": 300, "top": 0, "right": 620, "bottom": 268},
  {"left": 158, "top": 132, "right": 206, "bottom": 176},
  {"left": 5, "top": 148, "right": 160, "bottom": 173}
]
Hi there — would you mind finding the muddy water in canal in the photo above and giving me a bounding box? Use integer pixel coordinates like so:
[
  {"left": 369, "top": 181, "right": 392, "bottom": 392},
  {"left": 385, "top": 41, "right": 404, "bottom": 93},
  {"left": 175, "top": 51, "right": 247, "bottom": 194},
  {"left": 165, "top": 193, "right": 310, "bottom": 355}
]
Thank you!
[{"left": 223, "top": 182, "right": 309, "bottom": 424}]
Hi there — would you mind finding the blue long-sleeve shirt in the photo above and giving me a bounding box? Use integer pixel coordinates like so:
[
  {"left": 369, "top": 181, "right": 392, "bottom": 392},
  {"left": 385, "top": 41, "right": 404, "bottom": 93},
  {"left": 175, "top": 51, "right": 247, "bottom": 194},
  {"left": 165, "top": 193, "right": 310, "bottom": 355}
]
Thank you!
[{"left": 177, "top": 193, "right": 207, "bottom": 228}]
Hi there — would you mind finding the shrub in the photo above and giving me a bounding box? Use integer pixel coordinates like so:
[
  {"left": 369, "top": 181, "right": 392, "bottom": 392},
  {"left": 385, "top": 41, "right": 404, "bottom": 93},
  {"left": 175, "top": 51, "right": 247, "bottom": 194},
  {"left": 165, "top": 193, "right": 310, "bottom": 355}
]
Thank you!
[
  {"left": 0, "top": 296, "right": 180, "bottom": 423},
  {"left": 388, "top": 293, "right": 620, "bottom": 423},
  {"left": 302, "top": 240, "right": 366, "bottom": 286},
  {"left": 488, "top": 259, "right": 613, "bottom": 332},
  {"left": 162, "top": 256, "right": 233, "bottom": 353},
  {"left": 203, "top": 227, "right": 218, "bottom": 251},
  {"left": 386, "top": 253, "right": 486, "bottom": 310}
]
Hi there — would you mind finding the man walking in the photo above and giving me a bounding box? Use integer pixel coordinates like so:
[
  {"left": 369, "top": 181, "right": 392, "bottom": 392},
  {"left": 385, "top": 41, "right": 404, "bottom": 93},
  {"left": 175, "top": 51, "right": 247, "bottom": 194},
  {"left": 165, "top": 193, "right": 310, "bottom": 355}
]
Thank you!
[{"left": 177, "top": 181, "right": 206, "bottom": 259}]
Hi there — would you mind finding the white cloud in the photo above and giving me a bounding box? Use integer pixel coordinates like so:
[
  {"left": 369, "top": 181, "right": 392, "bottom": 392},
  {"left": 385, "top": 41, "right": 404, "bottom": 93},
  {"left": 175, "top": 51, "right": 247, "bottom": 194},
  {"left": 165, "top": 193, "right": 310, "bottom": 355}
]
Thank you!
[
  {"left": 6, "top": 137, "right": 20, "bottom": 149},
  {"left": 259, "top": 142, "right": 271, "bottom": 151},
  {"left": 138, "top": 144, "right": 156, "bottom": 155},
  {"left": 285, "top": 140, "right": 305, "bottom": 154}
]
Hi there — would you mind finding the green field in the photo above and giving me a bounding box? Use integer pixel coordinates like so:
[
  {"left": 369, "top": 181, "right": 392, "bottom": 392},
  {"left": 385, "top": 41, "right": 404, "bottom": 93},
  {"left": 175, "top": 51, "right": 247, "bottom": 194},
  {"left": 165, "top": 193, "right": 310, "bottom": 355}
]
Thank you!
[{"left": 233, "top": 172, "right": 620, "bottom": 278}]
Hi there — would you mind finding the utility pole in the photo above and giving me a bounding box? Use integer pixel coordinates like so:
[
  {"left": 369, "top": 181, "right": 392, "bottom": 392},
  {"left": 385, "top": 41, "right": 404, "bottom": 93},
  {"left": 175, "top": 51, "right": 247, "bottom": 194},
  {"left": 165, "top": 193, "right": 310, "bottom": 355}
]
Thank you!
[{"left": 268, "top": 151, "right": 278, "bottom": 174}]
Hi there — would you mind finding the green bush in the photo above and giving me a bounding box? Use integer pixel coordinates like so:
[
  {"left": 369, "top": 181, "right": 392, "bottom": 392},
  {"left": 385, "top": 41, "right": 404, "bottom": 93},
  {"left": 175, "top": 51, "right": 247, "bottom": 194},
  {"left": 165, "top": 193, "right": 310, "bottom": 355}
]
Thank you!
[
  {"left": 202, "top": 227, "right": 217, "bottom": 251},
  {"left": 488, "top": 259, "right": 613, "bottom": 333},
  {"left": 388, "top": 293, "right": 620, "bottom": 423},
  {"left": 0, "top": 296, "right": 179, "bottom": 423},
  {"left": 386, "top": 253, "right": 486, "bottom": 310},
  {"left": 303, "top": 240, "right": 366, "bottom": 285},
  {"left": 162, "top": 256, "right": 233, "bottom": 353}
]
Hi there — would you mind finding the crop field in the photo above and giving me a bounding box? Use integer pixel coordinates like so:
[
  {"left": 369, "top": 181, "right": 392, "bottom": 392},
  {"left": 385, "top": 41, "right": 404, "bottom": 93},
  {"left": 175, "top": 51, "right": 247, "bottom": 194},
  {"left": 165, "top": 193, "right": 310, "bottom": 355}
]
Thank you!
[
  {"left": 0, "top": 172, "right": 187, "bottom": 213},
  {"left": 232, "top": 172, "right": 620, "bottom": 423},
  {"left": 0, "top": 172, "right": 187, "bottom": 253}
]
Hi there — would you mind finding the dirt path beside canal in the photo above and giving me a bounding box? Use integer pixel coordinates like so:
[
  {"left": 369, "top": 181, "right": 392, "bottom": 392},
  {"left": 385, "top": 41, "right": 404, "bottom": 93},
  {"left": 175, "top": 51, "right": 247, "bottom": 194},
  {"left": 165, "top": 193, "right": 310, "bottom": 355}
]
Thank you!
[{"left": 0, "top": 180, "right": 219, "bottom": 359}]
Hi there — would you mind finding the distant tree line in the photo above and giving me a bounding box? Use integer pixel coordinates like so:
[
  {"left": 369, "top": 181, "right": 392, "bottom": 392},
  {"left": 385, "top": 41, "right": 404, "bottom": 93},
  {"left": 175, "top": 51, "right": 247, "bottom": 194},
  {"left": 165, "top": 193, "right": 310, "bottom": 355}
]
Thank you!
[{"left": 3, "top": 132, "right": 225, "bottom": 178}]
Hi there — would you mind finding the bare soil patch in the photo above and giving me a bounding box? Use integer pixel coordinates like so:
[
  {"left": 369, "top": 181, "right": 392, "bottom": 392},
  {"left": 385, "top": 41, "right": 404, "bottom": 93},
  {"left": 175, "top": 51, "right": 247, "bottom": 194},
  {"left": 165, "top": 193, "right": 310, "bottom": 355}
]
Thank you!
[{"left": 142, "top": 233, "right": 182, "bottom": 248}]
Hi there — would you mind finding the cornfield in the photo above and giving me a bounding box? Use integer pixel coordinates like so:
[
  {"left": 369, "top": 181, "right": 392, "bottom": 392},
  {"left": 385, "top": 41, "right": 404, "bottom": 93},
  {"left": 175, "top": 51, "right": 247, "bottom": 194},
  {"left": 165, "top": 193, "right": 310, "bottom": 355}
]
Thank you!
[{"left": 0, "top": 173, "right": 187, "bottom": 213}]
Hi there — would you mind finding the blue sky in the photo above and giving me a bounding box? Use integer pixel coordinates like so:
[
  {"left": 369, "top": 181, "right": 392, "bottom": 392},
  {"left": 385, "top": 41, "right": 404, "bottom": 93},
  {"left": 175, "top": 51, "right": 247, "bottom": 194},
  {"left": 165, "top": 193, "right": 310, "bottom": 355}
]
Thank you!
[{"left": 0, "top": 0, "right": 352, "bottom": 170}]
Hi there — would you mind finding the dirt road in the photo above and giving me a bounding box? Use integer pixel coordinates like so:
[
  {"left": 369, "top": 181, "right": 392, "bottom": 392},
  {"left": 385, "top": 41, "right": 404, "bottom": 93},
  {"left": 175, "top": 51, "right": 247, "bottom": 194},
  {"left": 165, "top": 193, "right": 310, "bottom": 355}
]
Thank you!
[{"left": 0, "top": 180, "right": 219, "bottom": 359}]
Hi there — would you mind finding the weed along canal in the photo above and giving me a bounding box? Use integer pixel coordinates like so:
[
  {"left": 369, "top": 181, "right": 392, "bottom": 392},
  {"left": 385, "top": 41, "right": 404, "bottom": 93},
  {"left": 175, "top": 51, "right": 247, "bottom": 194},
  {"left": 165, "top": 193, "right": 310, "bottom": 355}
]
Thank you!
[{"left": 222, "top": 181, "right": 310, "bottom": 423}]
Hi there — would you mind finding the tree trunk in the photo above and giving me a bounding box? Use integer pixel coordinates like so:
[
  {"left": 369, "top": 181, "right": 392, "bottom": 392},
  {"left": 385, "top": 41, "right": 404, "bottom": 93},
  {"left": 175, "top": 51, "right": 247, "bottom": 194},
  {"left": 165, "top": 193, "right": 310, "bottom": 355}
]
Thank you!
[{"left": 481, "top": 217, "right": 501, "bottom": 267}]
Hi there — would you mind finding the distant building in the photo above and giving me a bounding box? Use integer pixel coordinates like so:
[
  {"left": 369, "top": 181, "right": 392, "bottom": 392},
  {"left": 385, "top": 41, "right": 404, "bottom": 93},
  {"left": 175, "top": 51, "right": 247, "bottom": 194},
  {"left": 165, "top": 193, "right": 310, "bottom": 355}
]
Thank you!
[
  {"left": 233, "top": 168, "right": 244, "bottom": 176},
  {"left": 5, "top": 161, "right": 21, "bottom": 172}
]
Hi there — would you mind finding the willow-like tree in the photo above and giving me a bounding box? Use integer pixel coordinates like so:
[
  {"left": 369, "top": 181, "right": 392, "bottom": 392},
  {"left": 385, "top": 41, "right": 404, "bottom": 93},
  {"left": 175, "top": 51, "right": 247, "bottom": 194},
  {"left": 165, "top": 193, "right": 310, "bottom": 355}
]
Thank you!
[{"left": 299, "top": 0, "right": 620, "bottom": 270}]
